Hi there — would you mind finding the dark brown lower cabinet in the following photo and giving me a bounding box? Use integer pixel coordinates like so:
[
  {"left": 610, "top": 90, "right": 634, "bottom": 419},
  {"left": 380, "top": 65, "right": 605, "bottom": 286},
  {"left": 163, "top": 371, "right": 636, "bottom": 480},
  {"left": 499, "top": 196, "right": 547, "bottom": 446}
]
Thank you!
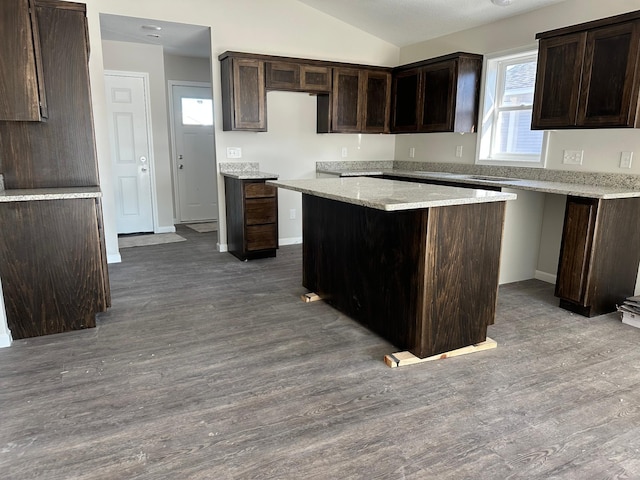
[
  {"left": 224, "top": 176, "right": 278, "bottom": 261},
  {"left": 302, "top": 194, "right": 506, "bottom": 358},
  {"left": 556, "top": 196, "right": 640, "bottom": 316},
  {"left": 0, "top": 198, "right": 110, "bottom": 339}
]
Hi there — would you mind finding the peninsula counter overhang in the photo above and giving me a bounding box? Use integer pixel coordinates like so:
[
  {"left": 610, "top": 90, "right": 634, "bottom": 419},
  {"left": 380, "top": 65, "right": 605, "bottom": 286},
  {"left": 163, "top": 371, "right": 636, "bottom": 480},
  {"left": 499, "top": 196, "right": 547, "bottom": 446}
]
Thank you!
[{"left": 268, "top": 177, "right": 517, "bottom": 211}]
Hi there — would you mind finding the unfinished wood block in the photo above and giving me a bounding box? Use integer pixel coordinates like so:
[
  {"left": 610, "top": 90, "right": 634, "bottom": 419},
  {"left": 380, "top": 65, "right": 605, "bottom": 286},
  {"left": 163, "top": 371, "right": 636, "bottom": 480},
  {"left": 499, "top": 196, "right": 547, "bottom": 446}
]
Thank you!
[
  {"left": 384, "top": 337, "right": 497, "bottom": 368},
  {"left": 301, "top": 292, "right": 321, "bottom": 303}
]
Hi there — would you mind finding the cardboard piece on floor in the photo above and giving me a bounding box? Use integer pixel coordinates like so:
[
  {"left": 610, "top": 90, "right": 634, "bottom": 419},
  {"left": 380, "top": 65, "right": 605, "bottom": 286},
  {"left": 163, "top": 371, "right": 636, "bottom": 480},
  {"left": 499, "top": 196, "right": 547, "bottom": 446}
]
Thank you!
[
  {"left": 384, "top": 337, "right": 497, "bottom": 368},
  {"left": 301, "top": 292, "right": 321, "bottom": 303}
]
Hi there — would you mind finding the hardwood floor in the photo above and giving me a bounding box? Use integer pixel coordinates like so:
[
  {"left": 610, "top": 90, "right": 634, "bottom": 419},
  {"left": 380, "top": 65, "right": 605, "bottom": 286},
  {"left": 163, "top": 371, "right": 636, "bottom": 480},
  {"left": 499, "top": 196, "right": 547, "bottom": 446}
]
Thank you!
[{"left": 1, "top": 225, "right": 640, "bottom": 479}]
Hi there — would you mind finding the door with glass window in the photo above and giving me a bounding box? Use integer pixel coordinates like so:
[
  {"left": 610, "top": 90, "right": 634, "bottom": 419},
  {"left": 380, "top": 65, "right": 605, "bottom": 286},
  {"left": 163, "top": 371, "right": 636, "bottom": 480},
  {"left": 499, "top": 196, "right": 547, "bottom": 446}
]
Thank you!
[{"left": 171, "top": 84, "right": 217, "bottom": 223}]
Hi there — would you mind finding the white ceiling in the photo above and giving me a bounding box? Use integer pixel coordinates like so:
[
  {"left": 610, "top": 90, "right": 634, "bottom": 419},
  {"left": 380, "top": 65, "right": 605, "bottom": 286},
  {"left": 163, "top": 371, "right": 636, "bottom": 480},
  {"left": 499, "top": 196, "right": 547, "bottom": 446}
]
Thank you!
[
  {"left": 296, "top": 0, "right": 568, "bottom": 47},
  {"left": 99, "top": 0, "right": 568, "bottom": 58}
]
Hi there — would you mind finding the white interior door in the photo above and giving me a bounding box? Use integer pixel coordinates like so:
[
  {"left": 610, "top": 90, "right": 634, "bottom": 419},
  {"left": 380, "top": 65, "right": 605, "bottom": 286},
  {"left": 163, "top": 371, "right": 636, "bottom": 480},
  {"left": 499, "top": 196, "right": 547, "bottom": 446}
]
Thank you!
[
  {"left": 171, "top": 84, "right": 217, "bottom": 223},
  {"left": 105, "top": 73, "right": 154, "bottom": 234}
]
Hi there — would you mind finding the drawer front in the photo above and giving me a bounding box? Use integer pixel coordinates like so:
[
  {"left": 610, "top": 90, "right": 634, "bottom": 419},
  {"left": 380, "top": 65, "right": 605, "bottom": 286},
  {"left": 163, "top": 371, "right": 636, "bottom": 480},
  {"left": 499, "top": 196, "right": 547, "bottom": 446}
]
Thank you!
[
  {"left": 245, "top": 198, "right": 277, "bottom": 225},
  {"left": 244, "top": 182, "right": 276, "bottom": 198},
  {"left": 246, "top": 224, "right": 277, "bottom": 251}
]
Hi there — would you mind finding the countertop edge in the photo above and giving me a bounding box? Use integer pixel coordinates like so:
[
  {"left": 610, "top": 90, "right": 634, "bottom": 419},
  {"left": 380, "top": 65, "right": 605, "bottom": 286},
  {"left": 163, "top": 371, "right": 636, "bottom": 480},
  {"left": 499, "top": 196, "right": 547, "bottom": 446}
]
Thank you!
[{"left": 0, "top": 187, "right": 102, "bottom": 203}]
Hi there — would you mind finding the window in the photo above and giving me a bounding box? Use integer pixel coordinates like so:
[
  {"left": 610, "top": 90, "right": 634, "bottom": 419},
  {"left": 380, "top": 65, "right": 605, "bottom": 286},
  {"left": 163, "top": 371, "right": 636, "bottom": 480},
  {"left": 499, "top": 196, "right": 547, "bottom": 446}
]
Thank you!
[
  {"left": 477, "top": 48, "right": 547, "bottom": 167},
  {"left": 181, "top": 97, "right": 213, "bottom": 126}
]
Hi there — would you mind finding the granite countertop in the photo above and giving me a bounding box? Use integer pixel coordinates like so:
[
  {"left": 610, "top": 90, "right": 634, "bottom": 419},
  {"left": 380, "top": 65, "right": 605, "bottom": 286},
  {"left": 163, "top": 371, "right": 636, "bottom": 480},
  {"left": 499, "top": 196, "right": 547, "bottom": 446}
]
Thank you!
[
  {"left": 316, "top": 167, "right": 640, "bottom": 200},
  {"left": 221, "top": 171, "right": 279, "bottom": 180},
  {"left": 268, "top": 177, "right": 516, "bottom": 211},
  {"left": 0, "top": 186, "right": 102, "bottom": 202}
]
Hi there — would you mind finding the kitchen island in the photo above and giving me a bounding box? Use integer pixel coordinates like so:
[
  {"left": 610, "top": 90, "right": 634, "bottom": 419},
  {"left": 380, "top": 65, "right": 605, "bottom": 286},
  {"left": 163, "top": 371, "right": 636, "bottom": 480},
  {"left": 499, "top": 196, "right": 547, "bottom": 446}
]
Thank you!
[{"left": 268, "top": 177, "right": 516, "bottom": 359}]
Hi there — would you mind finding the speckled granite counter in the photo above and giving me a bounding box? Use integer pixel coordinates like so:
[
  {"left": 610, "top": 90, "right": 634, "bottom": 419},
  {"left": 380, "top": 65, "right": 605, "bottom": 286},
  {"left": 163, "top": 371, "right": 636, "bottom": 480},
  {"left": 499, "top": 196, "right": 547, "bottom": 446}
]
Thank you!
[
  {"left": 316, "top": 161, "right": 640, "bottom": 199},
  {"left": 0, "top": 186, "right": 102, "bottom": 202},
  {"left": 268, "top": 177, "right": 516, "bottom": 211},
  {"left": 219, "top": 162, "right": 278, "bottom": 180}
]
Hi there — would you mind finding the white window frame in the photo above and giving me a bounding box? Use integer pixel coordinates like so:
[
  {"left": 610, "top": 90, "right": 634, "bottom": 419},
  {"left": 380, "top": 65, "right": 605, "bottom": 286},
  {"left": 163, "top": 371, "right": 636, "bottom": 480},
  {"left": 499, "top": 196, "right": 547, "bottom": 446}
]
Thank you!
[{"left": 476, "top": 46, "right": 549, "bottom": 168}]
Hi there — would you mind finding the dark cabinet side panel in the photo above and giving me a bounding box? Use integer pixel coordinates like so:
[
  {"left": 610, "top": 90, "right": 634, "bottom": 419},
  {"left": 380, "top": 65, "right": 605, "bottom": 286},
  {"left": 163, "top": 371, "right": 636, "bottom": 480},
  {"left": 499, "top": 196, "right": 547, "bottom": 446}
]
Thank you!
[
  {"left": 0, "top": 199, "right": 107, "bottom": 339},
  {"left": 555, "top": 197, "right": 597, "bottom": 304}
]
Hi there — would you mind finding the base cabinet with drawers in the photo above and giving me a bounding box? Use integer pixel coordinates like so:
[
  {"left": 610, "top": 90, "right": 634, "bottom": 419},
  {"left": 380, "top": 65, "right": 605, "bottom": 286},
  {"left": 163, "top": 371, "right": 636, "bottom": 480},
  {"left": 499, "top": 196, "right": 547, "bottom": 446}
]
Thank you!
[{"left": 224, "top": 175, "right": 279, "bottom": 261}]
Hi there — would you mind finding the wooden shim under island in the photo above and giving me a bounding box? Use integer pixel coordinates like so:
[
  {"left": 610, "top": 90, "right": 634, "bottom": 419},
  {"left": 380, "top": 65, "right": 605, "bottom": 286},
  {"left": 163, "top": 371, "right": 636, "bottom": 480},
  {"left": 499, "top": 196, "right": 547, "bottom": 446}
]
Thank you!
[
  {"left": 301, "top": 292, "right": 321, "bottom": 303},
  {"left": 384, "top": 337, "right": 497, "bottom": 368}
]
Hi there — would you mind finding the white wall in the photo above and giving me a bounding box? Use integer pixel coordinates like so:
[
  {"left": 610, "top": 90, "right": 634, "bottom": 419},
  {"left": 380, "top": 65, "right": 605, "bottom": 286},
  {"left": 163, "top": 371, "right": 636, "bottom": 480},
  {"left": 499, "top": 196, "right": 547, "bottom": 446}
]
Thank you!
[
  {"left": 396, "top": 0, "right": 640, "bottom": 176},
  {"left": 84, "top": 0, "right": 399, "bottom": 261},
  {"left": 164, "top": 54, "right": 212, "bottom": 84},
  {"left": 394, "top": 0, "right": 640, "bottom": 285}
]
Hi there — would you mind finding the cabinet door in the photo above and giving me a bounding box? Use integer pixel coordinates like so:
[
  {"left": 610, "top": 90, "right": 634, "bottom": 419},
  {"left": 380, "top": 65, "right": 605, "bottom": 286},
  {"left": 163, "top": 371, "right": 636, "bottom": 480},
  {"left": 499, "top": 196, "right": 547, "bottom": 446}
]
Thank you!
[
  {"left": 232, "top": 58, "right": 266, "bottom": 131},
  {"left": 391, "top": 68, "right": 421, "bottom": 132},
  {"left": 419, "top": 60, "right": 455, "bottom": 132},
  {"left": 577, "top": 22, "right": 640, "bottom": 127},
  {"left": 0, "top": 0, "right": 46, "bottom": 121},
  {"left": 362, "top": 70, "right": 391, "bottom": 133},
  {"left": 300, "top": 65, "right": 331, "bottom": 92},
  {"left": 531, "top": 33, "right": 586, "bottom": 129},
  {"left": 555, "top": 197, "right": 598, "bottom": 304},
  {"left": 265, "top": 61, "right": 300, "bottom": 90},
  {"left": 331, "top": 68, "right": 362, "bottom": 132}
]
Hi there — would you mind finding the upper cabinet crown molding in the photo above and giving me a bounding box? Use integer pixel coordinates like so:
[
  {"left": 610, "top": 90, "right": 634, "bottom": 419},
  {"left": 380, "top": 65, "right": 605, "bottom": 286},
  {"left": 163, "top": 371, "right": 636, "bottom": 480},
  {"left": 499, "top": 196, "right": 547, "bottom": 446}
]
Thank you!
[{"left": 532, "top": 10, "right": 640, "bottom": 129}]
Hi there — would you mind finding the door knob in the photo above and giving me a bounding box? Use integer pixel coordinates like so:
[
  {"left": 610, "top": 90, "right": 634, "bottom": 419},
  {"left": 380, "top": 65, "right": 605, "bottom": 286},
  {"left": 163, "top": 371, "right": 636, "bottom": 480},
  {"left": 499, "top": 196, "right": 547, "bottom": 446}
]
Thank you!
[
  {"left": 141, "top": 166, "right": 148, "bottom": 172},
  {"left": 179, "top": 164, "right": 184, "bottom": 169}
]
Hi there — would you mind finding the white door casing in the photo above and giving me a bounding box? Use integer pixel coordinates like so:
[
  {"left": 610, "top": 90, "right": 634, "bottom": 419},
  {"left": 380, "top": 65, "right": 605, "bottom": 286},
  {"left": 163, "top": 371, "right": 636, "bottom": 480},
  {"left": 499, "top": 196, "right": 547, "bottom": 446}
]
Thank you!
[
  {"left": 170, "top": 83, "right": 217, "bottom": 223},
  {"left": 105, "top": 72, "right": 155, "bottom": 234}
]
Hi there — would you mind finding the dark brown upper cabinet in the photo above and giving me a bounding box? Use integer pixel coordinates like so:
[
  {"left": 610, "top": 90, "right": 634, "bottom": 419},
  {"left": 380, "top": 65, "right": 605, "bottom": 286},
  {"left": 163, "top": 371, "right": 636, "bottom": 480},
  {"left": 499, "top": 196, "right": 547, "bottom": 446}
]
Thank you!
[
  {"left": 532, "top": 10, "right": 640, "bottom": 129},
  {"left": 220, "top": 53, "right": 266, "bottom": 131},
  {"left": 318, "top": 67, "right": 391, "bottom": 133},
  {"left": 265, "top": 61, "right": 331, "bottom": 92},
  {"left": 391, "top": 52, "right": 482, "bottom": 133},
  {"left": 0, "top": 0, "right": 99, "bottom": 189},
  {"left": 0, "top": 0, "right": 47, "bottom": 121}
]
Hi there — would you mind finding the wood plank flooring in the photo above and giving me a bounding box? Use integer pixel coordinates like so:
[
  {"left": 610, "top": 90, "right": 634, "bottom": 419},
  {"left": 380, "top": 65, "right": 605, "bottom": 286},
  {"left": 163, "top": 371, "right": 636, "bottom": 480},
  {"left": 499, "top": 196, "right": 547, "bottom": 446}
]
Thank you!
[{"left": 2, "top": 225, "right": 640, "bottom": 479}]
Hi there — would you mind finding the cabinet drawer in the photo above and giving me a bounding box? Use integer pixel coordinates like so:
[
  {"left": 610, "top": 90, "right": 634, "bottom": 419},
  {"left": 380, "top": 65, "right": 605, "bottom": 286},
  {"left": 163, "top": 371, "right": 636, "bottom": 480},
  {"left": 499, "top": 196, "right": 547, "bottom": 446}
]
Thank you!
[
  {"left": 245, "top": 198, "right": 277, "bottom": 225},
  {"left": 244, "top": 182, "right": 276, "bottom": 198},
  {"left": 246, "top": 224, "right": 277, "bottom": 251}
]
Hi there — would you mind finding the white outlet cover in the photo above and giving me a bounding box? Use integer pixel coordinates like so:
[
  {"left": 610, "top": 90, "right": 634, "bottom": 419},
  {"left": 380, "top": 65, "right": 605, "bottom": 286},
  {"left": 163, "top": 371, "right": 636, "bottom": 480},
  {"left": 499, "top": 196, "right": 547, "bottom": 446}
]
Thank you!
[
  {"left": 226, "top": 147, "right": 242, "bottom": 159},
  {"left": 620, "top": 151, "right": 633, "bottom": 169},
  {"left": 563, "top": 150, "right": 583, "bottom": 165}
]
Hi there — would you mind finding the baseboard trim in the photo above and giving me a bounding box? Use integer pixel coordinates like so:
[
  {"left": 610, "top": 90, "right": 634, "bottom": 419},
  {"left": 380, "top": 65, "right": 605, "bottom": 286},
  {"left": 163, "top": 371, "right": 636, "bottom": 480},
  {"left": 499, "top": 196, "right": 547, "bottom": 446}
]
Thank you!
[
  {"left": 279, "top": 237, "right": 303, "bottom": 246},
  {"left": 535, "top": 270, "right": 556, "bottom": 284},
  {"left": 155, "top": 225, "right": 176, "bottom": 234},
  {"left": 107, "top": 253, "right": 122, "bottom": 264},
  {"left": 217, "top": 243, "right": 228, "bottom": 253},
  {"left": 0, "top": 332, "right": 12, "bottom": 348}
]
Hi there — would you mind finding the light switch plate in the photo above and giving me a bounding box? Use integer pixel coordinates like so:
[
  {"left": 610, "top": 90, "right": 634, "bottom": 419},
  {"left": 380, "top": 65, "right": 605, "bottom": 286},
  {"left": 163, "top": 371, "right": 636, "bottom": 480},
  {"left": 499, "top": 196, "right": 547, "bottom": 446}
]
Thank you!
[{"left": 226, "top": 147, "right": 242, "bottom": 159}]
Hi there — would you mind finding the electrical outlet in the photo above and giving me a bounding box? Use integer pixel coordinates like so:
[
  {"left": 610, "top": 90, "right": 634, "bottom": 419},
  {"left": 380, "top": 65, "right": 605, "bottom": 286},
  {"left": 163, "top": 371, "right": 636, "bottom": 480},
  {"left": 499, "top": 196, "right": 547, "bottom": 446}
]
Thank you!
[
  {"left": 409, "top": 147, "right": 415, "bottom": 158},
  {"left": 226, "top": 147, "right": 242, "bottom": 159},
  {"left": 620, "top": 151, "right": 633, "bottom": 169},
  {"left": 455, "top": 145, "right": 463, "bottom": 158},
  {"left": 341, "top": 147, "right": 348, "bottom": 158},
  {"left": 563, "top": 150, "right": 583, "bottom": 165},
  {"left": 289, "top": 209, "right": 296, "bottom": 220}
]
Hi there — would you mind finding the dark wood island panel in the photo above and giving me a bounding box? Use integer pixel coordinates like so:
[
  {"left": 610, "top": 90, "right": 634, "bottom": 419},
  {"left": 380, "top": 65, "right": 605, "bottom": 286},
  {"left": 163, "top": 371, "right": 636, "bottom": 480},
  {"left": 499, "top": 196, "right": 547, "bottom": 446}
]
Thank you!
[{"left": 302, "top": 194, "right": 506, "bottom": 358}]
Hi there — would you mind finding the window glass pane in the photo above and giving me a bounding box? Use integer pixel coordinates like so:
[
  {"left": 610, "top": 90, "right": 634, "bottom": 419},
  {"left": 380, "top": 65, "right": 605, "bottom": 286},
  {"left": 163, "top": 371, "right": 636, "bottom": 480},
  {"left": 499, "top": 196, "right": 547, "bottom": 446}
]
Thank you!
[
  {"left": 494, "top": 110, "right": 543, "bottom": 156},
  {"left": 182, "top": 98, "right": 213, "bottom": 126},
  {"left": 500, "top": 60, "right": 536, "bottom": 107}
]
